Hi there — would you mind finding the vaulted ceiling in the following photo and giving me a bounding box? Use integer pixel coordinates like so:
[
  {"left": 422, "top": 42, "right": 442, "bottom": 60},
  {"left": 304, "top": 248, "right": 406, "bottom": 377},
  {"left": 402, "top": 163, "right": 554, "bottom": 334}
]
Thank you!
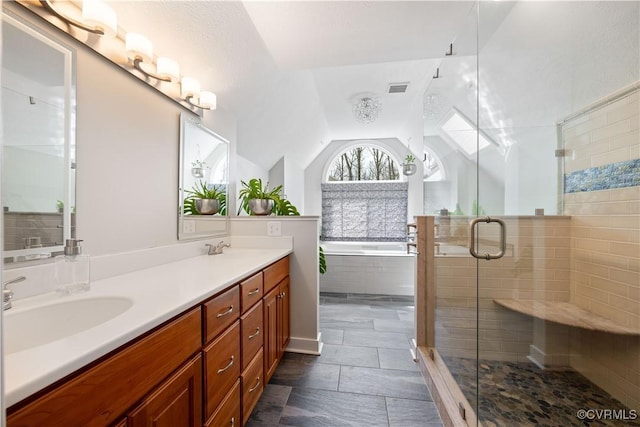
[{"left": 107, "top": 1, "right": 639, "bottom": 171}]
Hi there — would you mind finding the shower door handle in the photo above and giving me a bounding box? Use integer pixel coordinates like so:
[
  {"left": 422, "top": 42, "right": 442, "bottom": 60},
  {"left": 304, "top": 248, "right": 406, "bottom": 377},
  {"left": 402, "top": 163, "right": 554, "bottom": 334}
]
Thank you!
[{"left": 468, "top": 217, "right": 506, "bottom": 260}]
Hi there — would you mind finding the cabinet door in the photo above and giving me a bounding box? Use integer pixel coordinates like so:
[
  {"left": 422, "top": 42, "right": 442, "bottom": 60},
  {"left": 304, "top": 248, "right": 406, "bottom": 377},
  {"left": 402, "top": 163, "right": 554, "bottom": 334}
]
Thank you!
[
  {"left": 263, "top": 286, "right": 279, "bottom": 383},
  {"left": 278, "top": 277, "right": 290, "bottom": 355},
  {"left": 128, "top": 354, "right": 202, "bottom": 427}
]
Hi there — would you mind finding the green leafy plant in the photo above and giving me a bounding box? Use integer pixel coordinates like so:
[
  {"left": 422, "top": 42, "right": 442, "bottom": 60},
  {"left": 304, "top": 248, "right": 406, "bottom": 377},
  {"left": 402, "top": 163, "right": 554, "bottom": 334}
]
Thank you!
[
  {"left": 472, "top": 200, "right": 486, "bottom": 216},
  {"left": 183, "top": 181, "right": 226, "bottom": 215},
  {"left": 237, "top": 178, "right": 282, "bottom": 215},
  {"left": 56, "top": 200, "right": 64, "bottom": 213},
  {"left": 187, "top": 180, "right": 223, "bottom": 200},
  {"left": 319, "top": 246, "right": 327, "bottom": 275},
  {"left": 404, "top": 153, "right": 416, "bottom": 164},
  {"left": 191, "top": 160, "right": 206, "bottom": 168}
]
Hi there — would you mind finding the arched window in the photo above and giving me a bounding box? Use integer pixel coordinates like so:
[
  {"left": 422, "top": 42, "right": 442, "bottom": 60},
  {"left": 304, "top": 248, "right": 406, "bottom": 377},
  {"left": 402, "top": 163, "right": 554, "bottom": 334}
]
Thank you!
[
  {"left": 327, "top": 146, "right": 401, "bottom": 182},
  {"left": 322, "top": 144, "right": 407, "bottom": 242}
]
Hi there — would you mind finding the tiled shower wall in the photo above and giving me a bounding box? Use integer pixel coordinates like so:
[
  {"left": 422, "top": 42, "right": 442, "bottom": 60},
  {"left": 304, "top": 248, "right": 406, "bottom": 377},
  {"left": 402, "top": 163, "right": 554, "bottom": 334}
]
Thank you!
[
  {"left": 434, "top": 216, "right": 571, "bottom": 362},
  {"left": 563, "top": 88, "right": 640, "bottom": 410},
  {"left": 3, "top": 212, "right": 64, "bottom": 251}
]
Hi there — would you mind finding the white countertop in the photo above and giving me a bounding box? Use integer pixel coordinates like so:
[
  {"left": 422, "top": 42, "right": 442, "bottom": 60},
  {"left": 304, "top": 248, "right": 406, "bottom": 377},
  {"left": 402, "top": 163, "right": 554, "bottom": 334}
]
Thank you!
[{"left": 4, "top": 247, "right": 291, "bottom": 407}]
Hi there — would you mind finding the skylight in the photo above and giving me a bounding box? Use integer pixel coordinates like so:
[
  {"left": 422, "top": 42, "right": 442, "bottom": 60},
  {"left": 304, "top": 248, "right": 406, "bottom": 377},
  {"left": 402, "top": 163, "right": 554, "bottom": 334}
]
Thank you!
[{"left": 440, "top": 109, "right": 493, "bottom": 156}]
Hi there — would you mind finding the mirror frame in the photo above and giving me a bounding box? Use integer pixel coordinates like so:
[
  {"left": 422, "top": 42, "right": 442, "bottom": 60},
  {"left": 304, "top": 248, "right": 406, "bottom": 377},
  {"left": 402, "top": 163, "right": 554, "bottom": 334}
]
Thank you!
[
  {"left": 178, "top": 113, "right": 230, "bottom": 240},
  {"left": 2, "top": 9, "right": 76, "bottom": 264}
]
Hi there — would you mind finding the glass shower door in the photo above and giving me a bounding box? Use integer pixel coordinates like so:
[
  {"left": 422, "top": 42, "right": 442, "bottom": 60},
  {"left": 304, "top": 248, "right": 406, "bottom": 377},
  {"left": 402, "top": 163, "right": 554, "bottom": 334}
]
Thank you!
[{"left": 474, "top": 1, "right": 640, "bottom": 426}]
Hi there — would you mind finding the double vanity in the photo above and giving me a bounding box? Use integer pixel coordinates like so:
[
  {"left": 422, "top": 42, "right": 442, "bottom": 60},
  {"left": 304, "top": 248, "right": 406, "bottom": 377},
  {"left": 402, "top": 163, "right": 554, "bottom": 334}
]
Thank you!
[{"left": 5, "top": 247, "right": 292, "bottom": 426}]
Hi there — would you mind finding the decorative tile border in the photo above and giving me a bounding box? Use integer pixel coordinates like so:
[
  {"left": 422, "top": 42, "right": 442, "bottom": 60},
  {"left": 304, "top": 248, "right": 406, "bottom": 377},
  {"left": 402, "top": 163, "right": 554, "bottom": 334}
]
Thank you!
[{"left": 564, "top": 159, "right": 640, "bottom": 193}]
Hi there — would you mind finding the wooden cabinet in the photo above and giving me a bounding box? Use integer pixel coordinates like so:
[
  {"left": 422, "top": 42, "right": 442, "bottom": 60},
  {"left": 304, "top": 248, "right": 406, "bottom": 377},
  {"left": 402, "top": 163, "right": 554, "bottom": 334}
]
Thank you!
[
  {"left": 241, "top": 348, "right": 264, "bottom": 426},
  {"left": 241, "top": 301, "right": 263, "bottom": 371},
  {"left": 203, "top": 321, "right": 241, "bottom": 420},
  {"left": 127, "top": 354, "right": 202, "bottom": 427},
  {"left": 203, "top": 285, "right": 240, "bottom": 343},
  {"left": 240, "top": 271, "right": 263, "bottom": 313},
  {"left": 263, "top": 286, "right": 280, "bottom": 383},
  {"left": 278, "top": 277, "right": 290, "bottom": 355},
  {"left": 204, "top": 380, "right": 240, "bottom": 427},
  {"left": 7, "top": 308, "right": 202, "bottom": 427},
  {"left": 263, "top": 260, "right": 291, "bottom": 384},
  {"left": 7, "top": 255, "right": 290, "bottom": 427}
]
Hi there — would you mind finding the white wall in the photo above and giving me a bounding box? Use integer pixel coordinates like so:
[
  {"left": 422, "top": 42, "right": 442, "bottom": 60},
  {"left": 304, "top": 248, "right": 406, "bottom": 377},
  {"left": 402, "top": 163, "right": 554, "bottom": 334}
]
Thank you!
[
  {"left": 230, "top": 217, "right": 321, "bottom": 355},
  {"left": 75, "top": 47, "right": 235, "bottom": 256}
]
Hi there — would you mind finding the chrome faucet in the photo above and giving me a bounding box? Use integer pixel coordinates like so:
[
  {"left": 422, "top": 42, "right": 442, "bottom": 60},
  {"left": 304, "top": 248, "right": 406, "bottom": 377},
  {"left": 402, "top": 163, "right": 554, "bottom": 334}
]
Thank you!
[
  {"left": 3, "top": 276, "right": 26, "bottom": 310},
  {"left": 205, "top": 241, "right": 231, "bottom": 255}
]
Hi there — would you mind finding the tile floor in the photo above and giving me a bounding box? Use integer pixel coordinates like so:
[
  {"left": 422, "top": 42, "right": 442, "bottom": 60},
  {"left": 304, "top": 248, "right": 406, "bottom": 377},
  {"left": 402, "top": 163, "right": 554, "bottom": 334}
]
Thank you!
[{"left": 247, "top": 292, "right": 444, "bottom": 427}]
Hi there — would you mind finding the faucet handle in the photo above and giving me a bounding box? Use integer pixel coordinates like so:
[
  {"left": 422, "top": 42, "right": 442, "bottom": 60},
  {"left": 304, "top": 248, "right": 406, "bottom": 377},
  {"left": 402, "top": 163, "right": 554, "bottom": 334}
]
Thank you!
[{"left": 3, "top": 276, "right": 26, "bottom": 289}]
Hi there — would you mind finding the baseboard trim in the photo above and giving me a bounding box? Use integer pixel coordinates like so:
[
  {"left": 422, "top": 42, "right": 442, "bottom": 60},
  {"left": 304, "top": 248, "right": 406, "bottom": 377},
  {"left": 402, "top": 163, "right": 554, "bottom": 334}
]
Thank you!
[{"left": 285, "top": 333, "right": 323, "bottom": 355}]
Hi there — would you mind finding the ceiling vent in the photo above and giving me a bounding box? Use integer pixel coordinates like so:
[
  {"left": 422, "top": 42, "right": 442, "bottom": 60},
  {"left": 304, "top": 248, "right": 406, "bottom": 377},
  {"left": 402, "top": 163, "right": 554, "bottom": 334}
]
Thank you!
[{"left": 387, "top": 82, "right": 409, "bottom": 94}]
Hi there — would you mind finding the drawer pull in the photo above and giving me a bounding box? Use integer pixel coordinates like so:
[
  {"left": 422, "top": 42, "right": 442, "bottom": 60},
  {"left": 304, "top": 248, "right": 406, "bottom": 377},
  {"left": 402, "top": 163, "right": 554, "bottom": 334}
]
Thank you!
[
  {"left": 248, "top": 327, "right": 260, "bottom": 339},
  {"left": 248, "top": 377, "right": 261, "bottom": 393},
  {"left": 248, "top": 288, "right": 260, "bottom": 296},
  {"left": 216, "top": 305, "right": 234, "bottom": 318},
  {"left": 217, "top": 355, "right": 234, "bottom": 374},
  {"left": 230, "top": 417, "right": 235, "bottom": 427}
]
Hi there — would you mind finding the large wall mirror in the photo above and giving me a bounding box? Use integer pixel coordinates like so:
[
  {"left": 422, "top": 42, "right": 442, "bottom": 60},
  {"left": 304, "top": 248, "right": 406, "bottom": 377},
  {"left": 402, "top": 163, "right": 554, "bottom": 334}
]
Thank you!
[
  {"left": 178, "top": 113, "right": 229, "bottom": 240},
  {"left": 2, "top": 11, "right": 76, "bottom": 264}
]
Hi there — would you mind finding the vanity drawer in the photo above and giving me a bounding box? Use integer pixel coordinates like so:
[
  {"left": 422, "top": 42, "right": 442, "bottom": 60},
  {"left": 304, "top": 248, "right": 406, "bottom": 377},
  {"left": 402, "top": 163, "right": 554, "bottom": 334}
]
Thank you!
[
  {"left": 240, "top": 271, "right": 263, "bottom": 313},
  {"left": 241, "top": 300, "right": 263, "bottom": 370},
  {"left": 203, "top": 285, "right": 240, "bottom": 343},
  {"left": 203, "top": 320, "right": 240, "bottom": 420},
  {"left": 241, "top": 348, "right": 264, "bottom": 425},
  {"left": 263, "top": 256, "right": 289, "bottom": 293},
  {"left": 204, "top": 379, "right": 240, "bottom": 427}
]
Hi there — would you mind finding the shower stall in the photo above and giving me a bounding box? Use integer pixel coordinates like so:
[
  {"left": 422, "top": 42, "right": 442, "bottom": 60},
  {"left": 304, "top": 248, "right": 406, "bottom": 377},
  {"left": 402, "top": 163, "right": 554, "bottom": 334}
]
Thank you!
[{"left": 417, "top": 2, "right": 639, "bottom": 426}]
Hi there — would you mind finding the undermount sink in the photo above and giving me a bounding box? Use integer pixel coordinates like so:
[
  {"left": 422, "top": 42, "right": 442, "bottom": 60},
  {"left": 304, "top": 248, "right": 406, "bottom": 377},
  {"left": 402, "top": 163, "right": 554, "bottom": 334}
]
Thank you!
[{"left": 4, "top": 297, "right": 134, "bottom": 354}]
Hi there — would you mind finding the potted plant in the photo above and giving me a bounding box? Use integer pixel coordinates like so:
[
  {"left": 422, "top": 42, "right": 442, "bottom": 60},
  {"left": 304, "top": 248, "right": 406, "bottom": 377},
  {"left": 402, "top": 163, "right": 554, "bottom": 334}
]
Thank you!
[
  {"left": 402, "top": 153, "right": 417, "bottom": 176},
  {"left": 185, "top": 181, "right": 224, "bottom": 215},
  {"left": 238, "top": 178, "right": 283, "bottom": 215},
  {"left": 191, "top": 160, "right": 206, "bottom": 178}
]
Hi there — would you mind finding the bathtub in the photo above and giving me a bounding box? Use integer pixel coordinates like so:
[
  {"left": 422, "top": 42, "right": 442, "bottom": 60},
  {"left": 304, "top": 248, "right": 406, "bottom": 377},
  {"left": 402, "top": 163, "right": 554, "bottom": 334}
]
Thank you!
[{"left": 320, "top": 241, "right": 415, "bottom": 296}]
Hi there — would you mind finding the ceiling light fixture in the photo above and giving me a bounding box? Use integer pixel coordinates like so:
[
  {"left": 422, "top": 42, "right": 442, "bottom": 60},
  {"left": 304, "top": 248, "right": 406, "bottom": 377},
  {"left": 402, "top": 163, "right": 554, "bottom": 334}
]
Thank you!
[
  {"left": 40, "top": 0, "right": 117, "bottom": 37},
  {"left": 181, "top": 77, "right": 217, "bottom": 110},
  {"left": 126, "top": 33, "right": 180, "bottom": 82},
  {"left": 352, "top": 97, "right": 381, "bottom": 124}
]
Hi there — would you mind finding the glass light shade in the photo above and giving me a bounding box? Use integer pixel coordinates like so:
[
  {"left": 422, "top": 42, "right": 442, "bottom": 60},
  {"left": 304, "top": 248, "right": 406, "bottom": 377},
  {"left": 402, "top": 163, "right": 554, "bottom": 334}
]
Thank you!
[
  {"left": 199, "top": 91, "right": 217, "bottom": 110},
  {"left": 125, "top": 33, "right": 153, "bottom": 62},
  {"left": 157, "top": 57, "right": 180, "bottom": 81},
  {"left": 82, "top": 0, "right": 118, "bottom": 37},
  {"left": 181, "top": 77, "right": 200, "bottom": 99}
]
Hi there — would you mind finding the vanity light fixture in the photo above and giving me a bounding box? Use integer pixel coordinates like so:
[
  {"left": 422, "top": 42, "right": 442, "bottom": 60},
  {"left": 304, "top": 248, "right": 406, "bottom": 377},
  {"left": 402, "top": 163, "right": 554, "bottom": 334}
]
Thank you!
[
  {"left": 40, "top": 0, "right": 117, "bottom": 37},
  {"left": 181, "top": 77, "right": 217, "bottom": 110},
  {"left": 126, "top": 33, "right": 180, "bottom": 82}
]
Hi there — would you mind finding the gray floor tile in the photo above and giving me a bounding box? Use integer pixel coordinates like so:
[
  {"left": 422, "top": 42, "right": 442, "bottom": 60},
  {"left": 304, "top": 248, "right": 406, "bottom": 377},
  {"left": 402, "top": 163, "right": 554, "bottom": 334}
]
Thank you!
[
  {"left": 339, "top": 366, "right": 430, "bottom": 401},
  {"left": 378, "top": 347, "right": 418, "bottom": 371},
  {"left": 280, "top": 388, "right": 389, "bottom": 427},
  {"left": 320, "top": 328, "right": 344, "bottom": 345},
  {"left": 270, "top": 357, "right": 340, "bottom": 391},
  {"left": 386, "top": 398, "right": 443, "bottom": 427},
  {"left": 343, "top": 329, "right": 413, "bottom": 349},
  {"left": 314, "top": 343, "right": 380, "bottom": 368},
  {"left": 248, "top": 384, "right": 292, "bottom": 425},
  {"left": 373, "top": 318, "right": 414, "bottom": 334}
]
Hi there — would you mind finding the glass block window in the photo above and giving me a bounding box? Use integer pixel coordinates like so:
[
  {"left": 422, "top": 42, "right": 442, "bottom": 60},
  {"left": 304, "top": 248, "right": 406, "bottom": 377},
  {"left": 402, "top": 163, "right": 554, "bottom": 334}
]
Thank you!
[{"left": 321, "top": 182, "right": 408, "bottom": 241}]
